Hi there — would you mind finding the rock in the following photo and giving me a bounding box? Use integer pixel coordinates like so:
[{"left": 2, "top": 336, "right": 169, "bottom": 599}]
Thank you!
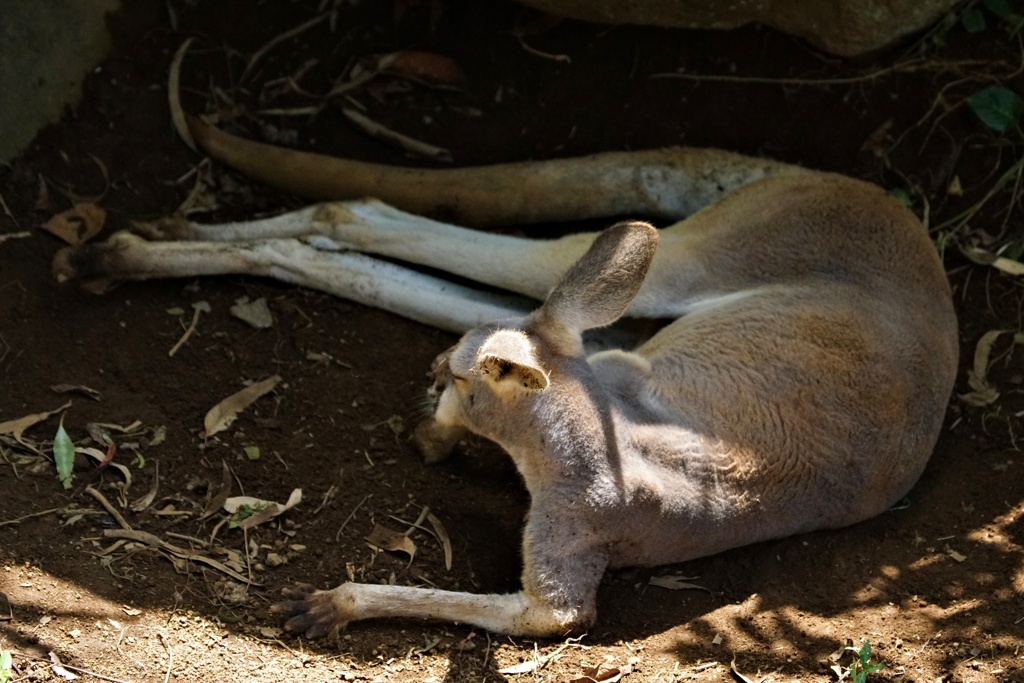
[{"left": 514, "top": 0, "right": 959, "bottom": 57}]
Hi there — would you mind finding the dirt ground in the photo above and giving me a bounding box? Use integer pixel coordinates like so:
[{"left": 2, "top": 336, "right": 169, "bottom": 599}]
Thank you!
[{"left": 2, "top": 1, "right": 1023, "bottom": 682}]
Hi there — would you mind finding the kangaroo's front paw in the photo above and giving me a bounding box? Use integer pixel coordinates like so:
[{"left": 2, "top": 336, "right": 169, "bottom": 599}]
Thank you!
[
  {"left": 412, "top": 419, "right": 466, "bottom": 464},
  {"left": 270, "top": 585, "right": 354, "bottom": 638}
]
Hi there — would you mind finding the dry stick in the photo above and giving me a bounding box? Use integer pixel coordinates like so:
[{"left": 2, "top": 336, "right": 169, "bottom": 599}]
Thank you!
[
  {"left": 22, "top": 655, "right": 133, "bottom": 683},
  {"left": 336, "top": 494, "right": 371, "bottom": 540},
  {"left": 648, "top": 58, "right": 995, "bottom": 86},
  {"left": 241, "top": 10, "right": 332, "bottom": 83},
  {"left": 0, "top": 507, "right": 62, "bottom": 528},
  {"left": 168, "top": 304, "right": 205, "bottom": 357},
  {"left": 341, "top": 107, "right": 452, "bottom": 161},
  {"left": 159, "top": 631, "right": 173, "bottom": 683},
  {"left": 0, "top": 192, "right": 20, "bottom": 228},
  {"left": 85, "top": 486, "right": 132, "bottom": 530}
]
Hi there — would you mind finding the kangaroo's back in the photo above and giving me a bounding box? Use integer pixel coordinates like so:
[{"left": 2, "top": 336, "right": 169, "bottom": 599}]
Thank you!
[{"left": 625, "top": 172, "right": 957, "bottom": 544}]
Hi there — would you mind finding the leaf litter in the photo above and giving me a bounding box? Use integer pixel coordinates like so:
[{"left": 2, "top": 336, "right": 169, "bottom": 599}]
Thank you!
[
  {"left": 0, "top": 401, "right": 71, "bottom": 452},
  {"left": 960, "top": 329, "right": 1006, "bottom": 407},
  {"left": 203, "top": 375, "right": 282, "bottom": 438}
]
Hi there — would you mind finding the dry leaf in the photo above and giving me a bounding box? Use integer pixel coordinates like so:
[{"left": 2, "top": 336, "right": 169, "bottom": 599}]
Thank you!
[
  {"left": 223, "top": 488, "right": 302, "bottom": 530},
  {"left": 946, "top": 546, "right": 967, "bottom": 562},
  {"left": 960, "top": 330, "right": 1005, "bottom": 407},
  {"left": 0, "top": 401, "right": 71, "bottom": 449},
  {"left": 570, "top": 665, "right": 623, "bottom": 683},
  {"left": 230, "top": 297, "right": 274, "bottom": 329},
  {"left": 48, "top": 652, "right": 78, "bottom": 680},
  {"left": 200, "top": 461, "right": 233, "bottom": 520},
  {"left": 427, "top": 512, "right": 452, "bottom": 570},
  {"left": 730, "top": 656, "right": 767, "bottom": 683},
  {"left": 648, "top": 575, "right": 711, "bottom": 593},
  {"left": 961, "top": 245, "right": 1024, "bottom": 276},
  {"left": 51, "top": 384, "right": 101, "bottom": 401},
  {"left": 41, "top": 203, "right": 106, "bottom": 245},
  {"left": 203, "top": 375, "right": 282, "bottom": 437},
  {"left": 366, "top": 523, "right": 417, "bottom": 561},
  {"left": 386, "top": 51, "right": 466, "bottom": 87},
  {"left": 131, "top": 459, "right": 160, "bottom": 512}
]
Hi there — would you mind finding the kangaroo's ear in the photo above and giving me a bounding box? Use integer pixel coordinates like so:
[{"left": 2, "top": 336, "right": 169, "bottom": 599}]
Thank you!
[
  {"left": 532, "top": 221, "right": 658, "bottom": 355},
  {"left": 476, "top": 329, "right": 549, "bottom": 392}
]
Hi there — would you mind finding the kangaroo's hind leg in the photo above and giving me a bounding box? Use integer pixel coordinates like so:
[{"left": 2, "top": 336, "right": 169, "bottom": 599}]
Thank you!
[{"left": 53, "top": 231, "right": 533, "bottom": 333}]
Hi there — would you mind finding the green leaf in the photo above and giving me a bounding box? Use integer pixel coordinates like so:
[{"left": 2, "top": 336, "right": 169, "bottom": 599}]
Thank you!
[
  {"left": 962, "top": 7, "right": 987, "bottom": 32},
  {"left": 889, "top": 187, "right": 914, "bottom": 207},
  {"left": 53, "top": 416, "right": 75, "bottom": 490},
  {"left": 0, "top": 651, "right": 12, "bottom": 683},
  {"left": 243, "top": 445, "right": 261, "bottom": 460},
  {"left": 967, "top": 85, "right": 1024, "bottom": 132},
  {"left": 1013, "top": 331, "right": 1024, "bottom": 344},
  {"left": 985, "top": 0, "right": 1013, "bottom": 18}
]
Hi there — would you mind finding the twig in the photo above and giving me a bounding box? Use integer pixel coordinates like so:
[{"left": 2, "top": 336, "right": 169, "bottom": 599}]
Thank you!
[
  {"left": 21, "top": 654, "right": 134, "bottom": 683},
  {"left": 649, "top": 58, "right": 996, "bottom": 86},
  {"left": 0, "top": 192, "right": 20, "bottom": 228},
  {"left": 169, "top": 39, "right": 197, "bottom": 152},
  {"left": 341, "top": 107, "right": 453, "bottom": 161},
  {"left": 85, "top": 486, "right": 132, "bottom": 530},
  {"left": 158, "top": 631, "right": 173, "bottom": 683},
  {"left": 0, "top": 507, "right": 62, "bottom": 528},
  {"left": 336, "top": 494, "right": 371, "bottom": 540},
  {"left": 241, "top": 11, "right": 332, "bottom": 82},
  {"left": 312, "top": 484, "right": 337, "bottom": 515},
  {"left": 168, "top": 302, "right": 208, "bottom": 357},
  {"left": 515, "top": 33, "right": 571, "bottom": 64}
]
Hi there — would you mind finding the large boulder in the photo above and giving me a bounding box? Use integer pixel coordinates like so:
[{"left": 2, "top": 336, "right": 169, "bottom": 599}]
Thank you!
[{"left": 515, "top": 0, "right": 958, "bottom": 56}]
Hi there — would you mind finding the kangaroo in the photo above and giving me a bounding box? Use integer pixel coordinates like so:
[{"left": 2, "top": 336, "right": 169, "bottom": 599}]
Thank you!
[{"left": 53, "top": 118, "right": 959, "bottom": 638}]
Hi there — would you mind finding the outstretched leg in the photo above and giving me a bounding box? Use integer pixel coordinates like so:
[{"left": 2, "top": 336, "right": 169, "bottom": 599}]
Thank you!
[
  {"left": 272, "top": 540, "right": 608, "bottom": 637},
  {"left": 53, "top": 231, "right": 532, "bottom": 333},
  {"left": 121, "top": 199, "right": 601, "bottom": 304}
]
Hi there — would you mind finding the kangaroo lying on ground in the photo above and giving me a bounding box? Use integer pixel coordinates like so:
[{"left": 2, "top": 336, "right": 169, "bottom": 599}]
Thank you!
[{"left": 54, "top": 119, "right": 959, "bottom": 638}]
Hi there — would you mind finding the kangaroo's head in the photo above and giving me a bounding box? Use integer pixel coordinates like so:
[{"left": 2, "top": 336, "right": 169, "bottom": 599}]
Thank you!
[{"left": 412, "top": 221, "right": 659, "bottom": 464}]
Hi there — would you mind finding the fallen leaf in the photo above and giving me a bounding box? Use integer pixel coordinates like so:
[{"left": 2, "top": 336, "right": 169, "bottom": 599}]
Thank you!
[
  {"left": 730, "top": 656, "right": 767, "bottom": 683},
  {"left": 960, "top": 330, "right": 1005, "bottom": 407},
  {"left": 41, "top": 203, "right": 106, "bottom": 245},
  {"left": 0, "top": 401, "right": 71, "bottom": 450},
  {"left": 203, "top": 375, "right": 282, "bottom": 438},
  {"left": 130, "top": 459, "right": 160, "bottom": 512},
  {"left": 53, "top": 417, "right": 75, "bottom": 490},
  {"left": 50, "top": 384, "right": 101, "bottom": 401},
  {"left": 230, "top": 297, "right": 274, "bottom": 329},
  {"left": 223, "top": 488, "right": 302, "bottom": 530},
  {"left": 648, "top": 575, "right": 711, "bottom": 593},
  {"left": 48, "top": 652, "right": 78, "bottom": 680},
  {"left": 946, "top": 546, "right": 967, "bottom": 562},
  {"left": 947, "top": 175, "right": 963, "bottom": 196},
  {"left": 200, "top": 461, "right": 233, "bottom": 520},
  {"left": 243, "top": 445, "right": 261, "bottom": 460},
  {"left": 570, "top": 666, "right": 624, "bottom": 683},
  {"left": 386, "top": 51, "right": 466, "bottom": 88},
  {"left": 366, "top": 523, "right": 417, "bottom": 562},
  {"left": 427, "top": 512, "right": 452, "bottom": 571},
  {"left": 961, "top": 245, "right": 1024, "bottom": 276}
]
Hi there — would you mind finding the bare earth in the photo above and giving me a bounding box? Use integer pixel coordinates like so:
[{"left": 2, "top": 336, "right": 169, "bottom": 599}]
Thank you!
[{"left": 1, "top": 2, "right": 1022, "bottom": 682}]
